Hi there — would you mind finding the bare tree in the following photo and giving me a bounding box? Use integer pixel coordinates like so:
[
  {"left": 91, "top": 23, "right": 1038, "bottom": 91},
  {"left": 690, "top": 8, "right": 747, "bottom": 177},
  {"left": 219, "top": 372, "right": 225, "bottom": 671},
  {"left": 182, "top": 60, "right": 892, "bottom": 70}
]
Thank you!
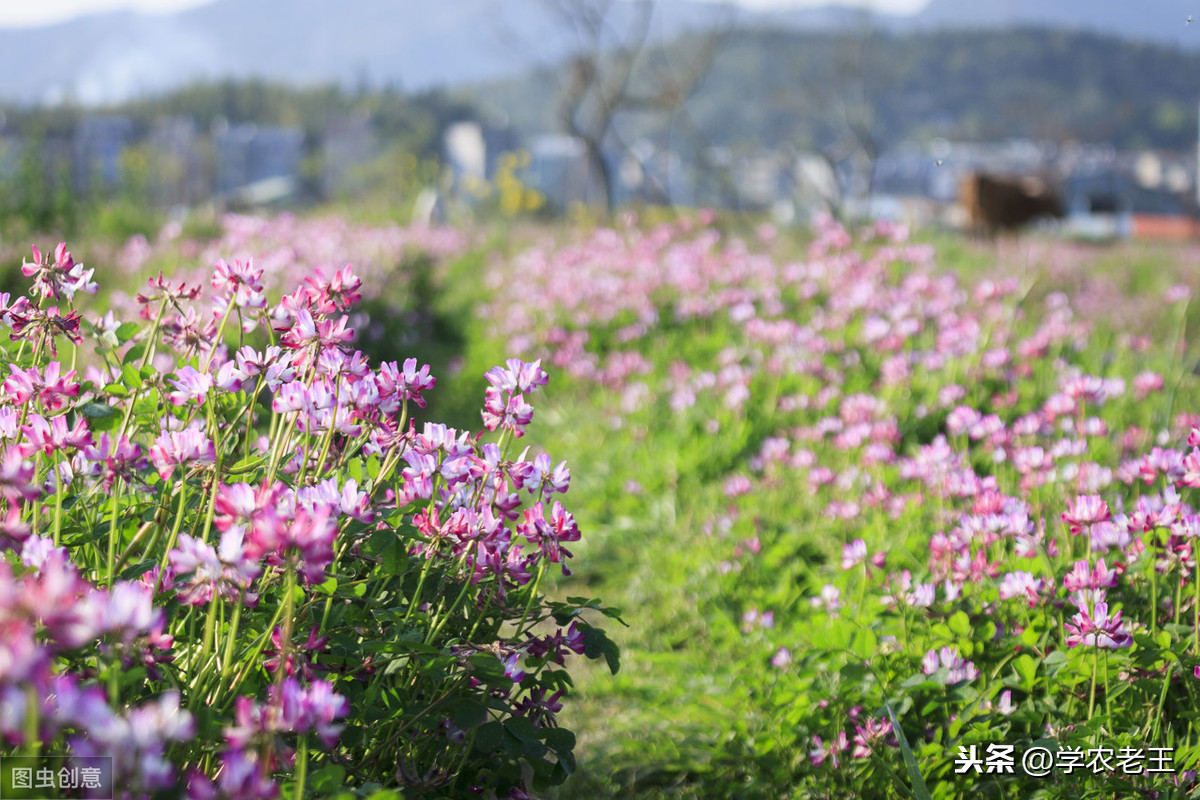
[
  {"left": 787, "top": 10, "right": 887, "bottom": 219},
  {"left": 544, "top": 0, "right": 725, "bottom": 213}
]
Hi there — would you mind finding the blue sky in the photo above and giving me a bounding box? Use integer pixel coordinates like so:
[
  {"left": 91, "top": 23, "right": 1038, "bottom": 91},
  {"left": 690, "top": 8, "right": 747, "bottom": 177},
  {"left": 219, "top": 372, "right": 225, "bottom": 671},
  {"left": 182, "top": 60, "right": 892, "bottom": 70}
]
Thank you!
[{"left": 0, "top": 0, "right": 931, "bottom": 28}]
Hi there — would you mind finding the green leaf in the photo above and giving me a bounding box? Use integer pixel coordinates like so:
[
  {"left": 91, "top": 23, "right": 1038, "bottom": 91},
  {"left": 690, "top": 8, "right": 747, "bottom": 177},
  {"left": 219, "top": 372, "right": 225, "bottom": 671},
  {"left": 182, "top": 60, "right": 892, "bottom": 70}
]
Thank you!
[
  {"left": 116, "top": 322, "right": 140, "bottom": 343},
  {"left": 602, "top": 637, "right": 621, "bottom": 674},
  {"left": 883, "top": 698, "right": 934, "bottom": 800},
  {"left": 839, "top": 662, "right": 869, "bottom": 682},
  {"left": 581, "top": 625, "right": 620, "bottom": 674},
  {"left": 504, "top": 716, "right": 539, "bottom": 743},
  {"left": 122, "top": 342, "right": 146, "bottom": 366},
  {"left": 79, "top": 401, "right": 117, "bottom": 419},
  {"left": 948, "top": 611, "right": 971, "bottom": 637},
  {"left": 1014, "top": 654, "right": 1038, "bottom": 690},
  {"left": 1043, "top": 650, "right": 1069, "bottom": 676},
  {"left": 540, "top": 727, "right": 576, "bottom": 753},
  {"left": 315, "top": 577, "right": 338, "bottom": 596},
  {"left": 474, "top": 720, "right": 503, "bottom": 752},
  {"left": 228, "top": 455, "right": 266, "bottom": 475},
  {"left": 309, "top": 765, "right": 346, "bottom": 793},
  {"left": 118, "top": 559, "right": 157, "bottom": 582},
  {"left": 122, "top": 363, "right": 144, "bottom": 389},
  {"left": 448, "top": 699, "right": 488, "bottom": 730}
]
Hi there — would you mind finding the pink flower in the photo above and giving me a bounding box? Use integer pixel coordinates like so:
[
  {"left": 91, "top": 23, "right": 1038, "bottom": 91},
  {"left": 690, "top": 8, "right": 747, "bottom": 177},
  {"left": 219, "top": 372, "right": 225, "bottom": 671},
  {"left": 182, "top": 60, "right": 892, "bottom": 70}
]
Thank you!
[
  {"left": 810, "top": 584, "right": 841, "bottom": 612},
  {"left": 998, "top": 571, "right": 1044, "bottom": 607},
  {"left": 851, "top": 716, "right": 894, "bottom": 758},
  {"left": 169, "top": 530, "right": 262, "bottom": 606},
  {"left": 1061, "top": 558, "right": 1120, "bottom": 592},
  {"left": 1065, "top": 591, "right": 1133, "bottom": 649},
  {"left": 841, "top": 539, "right": 867, "bottom": 570},
  {"left": 810, "top": 731, "right": 848, "bottom": 768},
  {"left": 482, "top": 386, "right": 534, "bottom": 437},
  {"left": 723, "top": 474, "right": 752, "bottom": 498},
  {"left": 922, "top": 646, "right": 979, "bottom": 683},
  {"left": 1062, "top": 495, "right": 1110, "bottom": 534},
  {"left": 211, "top": 258, "right": 265, "bottom": 311},
  {"left": 770, "top": 646, "right": 792, "bottom": 668},
  {"left": 258, "top": 507, "right": 339, "bottom": 585},
  {"left": 0, "top": 448, "right": 39, "bottom": 502},
  {"left": 303, "top": 264, "right": 363, "bottom": 313},
  {"left": 1134, "top": 371, "right": 1165, "bottom": 398},
  {"left": 149, "top": 423, "right": 217, "bottom": 480},
  {"left": 21, "top": 242, "right": 96, "bottom": 302},
  {"left": 186, "top": 748, "right": 277, "bottom": 800},
  {"left": 485, "top": 358, "right": 549, "bottom": 396},
  {"left": 136, "top": 271, "right": 201, "bottom": 309},
  {"left": 167, "top": 366, "right": 214, "bottom": 406}
]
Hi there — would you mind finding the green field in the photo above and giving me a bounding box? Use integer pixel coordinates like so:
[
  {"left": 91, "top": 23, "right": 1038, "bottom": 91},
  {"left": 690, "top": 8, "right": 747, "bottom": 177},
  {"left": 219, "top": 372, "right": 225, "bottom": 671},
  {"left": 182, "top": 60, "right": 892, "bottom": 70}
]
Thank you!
[{"left": 4, "top": 209, "right": 1200, "bottom": 799}]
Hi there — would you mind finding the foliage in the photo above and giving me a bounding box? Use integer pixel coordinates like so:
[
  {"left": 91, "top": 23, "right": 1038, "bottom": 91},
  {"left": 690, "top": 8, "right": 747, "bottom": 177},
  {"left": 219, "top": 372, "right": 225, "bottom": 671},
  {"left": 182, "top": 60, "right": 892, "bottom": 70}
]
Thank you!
[
  {"left": 458, "top": 213, "right": 1200, "bottom": 798},
  {"left": 471, "top": 26, "right": 1200, "bottom": 154},
  {"left": 0, "top": 234, "right": 619, "bottom": 798}
]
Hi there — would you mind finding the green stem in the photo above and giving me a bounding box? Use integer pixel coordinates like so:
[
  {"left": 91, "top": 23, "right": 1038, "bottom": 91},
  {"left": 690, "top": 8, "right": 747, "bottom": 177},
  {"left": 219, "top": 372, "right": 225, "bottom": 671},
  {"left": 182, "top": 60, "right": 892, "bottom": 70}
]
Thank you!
[
  {"left": 220, "top": 598, "right": 290, "bottom": 710},
  {"left": 191, "top": 596, "right": 220, "bottom": 689},
  {"left": 105, "top": 477, "right": 124, "bottom": 583},
  {"left": 294, "top": 735, "right": 309, "bottom": 800},
  {"left": 277, "top": 567, "right": 298, "bottom": 687},
  {"left": 156, "top": 485, "right": 190, "bottom": 592},
  {"left": 1087, "top": 649, "right": 1098, "bottom": 721},
  {"left": 403, "top": 557, "right": 435, "bottom": 624},
  {"left": 221, "top": 602, "right": 244, "bottom": 679},
  {"left": 23, "top": 684, "right": 40, "bottom": 758},
  {"left": 1193, "top": 556, "right": 1199, "bottom": 656},
  {"left": 1151, "top": 558, "right": 1159, "bottom": 637},
  {"left": 51, "top": 481, "right": 64, "bottom": 548},
  {"left": 425, "top": 558, "right": 478, "bottom": 645},
  {"left": 516, "top": 559, "right": 548, "bottom": 639}
]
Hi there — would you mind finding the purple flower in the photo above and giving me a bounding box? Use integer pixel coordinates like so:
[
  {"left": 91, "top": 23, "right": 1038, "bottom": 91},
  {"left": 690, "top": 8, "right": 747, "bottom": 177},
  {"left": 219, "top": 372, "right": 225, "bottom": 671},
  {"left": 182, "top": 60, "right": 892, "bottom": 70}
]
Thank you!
[
  {"left": 150, "top": 423, "right": 217, "bottom": 480},
  {"left": 167, "top": 366, "right": 214, "bottom": 406},
  {"left": 998, "top": 571, "right": 1044, "bottom": 607},
  {"left": 502, "top": 652, "right": 526, "bottom": 683},
  {"left": 187, "top": 748, "right": 278, "bottom": 800},
  {"left": 485, "top": 358, "right": 549, "bottom": 395},
  {"left": 482, "top": 387, "right": 534, "bottom": 437},
  {"left": 1065, "top": 590, "right": 1133, "bottom": 649},
  {"left": 169, "top": 530, "right": 261, "bottom": 606},
  {"left": 841, "top": 540, "right": 867, "bottom": 570},
  {"left": 771, "top": 646, "right": 792, "bottom": 668},
  {"left": 922, "top": 646, "right": 979, "bottom": 683},
  {"left": 21, "top": 243, "right": 96, "bottom": 302}
]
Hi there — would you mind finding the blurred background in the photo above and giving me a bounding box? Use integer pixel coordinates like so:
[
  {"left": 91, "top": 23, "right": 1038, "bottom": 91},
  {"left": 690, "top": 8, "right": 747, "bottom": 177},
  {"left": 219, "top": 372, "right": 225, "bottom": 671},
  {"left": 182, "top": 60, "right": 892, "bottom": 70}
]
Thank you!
[{"left": 0, "top": 0, "right": 1197, "bottom": 240}]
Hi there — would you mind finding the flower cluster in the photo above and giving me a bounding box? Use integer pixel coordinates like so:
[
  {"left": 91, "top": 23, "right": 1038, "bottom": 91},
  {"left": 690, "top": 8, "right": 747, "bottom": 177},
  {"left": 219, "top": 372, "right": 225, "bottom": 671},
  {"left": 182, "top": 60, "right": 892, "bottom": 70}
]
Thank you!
[{"left": 0, "top": 235, "right": 613, "bottom": 800}]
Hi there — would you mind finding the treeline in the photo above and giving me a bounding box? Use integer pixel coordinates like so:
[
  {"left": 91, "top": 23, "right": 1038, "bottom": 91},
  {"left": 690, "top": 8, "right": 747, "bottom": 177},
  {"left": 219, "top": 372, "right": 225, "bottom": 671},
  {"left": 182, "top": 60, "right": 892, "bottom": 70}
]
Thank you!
[
  {"left": 0, "top": 80, "right": 480, "bottom": 238},
  {"left": 472, "top": 25, "right": 1200, "bottom": 156}
]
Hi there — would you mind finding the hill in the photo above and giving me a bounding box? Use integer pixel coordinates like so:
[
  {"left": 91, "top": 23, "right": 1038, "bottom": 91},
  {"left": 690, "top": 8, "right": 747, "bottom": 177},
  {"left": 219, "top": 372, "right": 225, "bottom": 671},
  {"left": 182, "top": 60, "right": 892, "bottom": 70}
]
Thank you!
[
  {"left": 0, "top": 0, "right": 1197, "bottom": 106},
  {"left": 467, "top": 26, "right": 1200, "bottom": 153}
]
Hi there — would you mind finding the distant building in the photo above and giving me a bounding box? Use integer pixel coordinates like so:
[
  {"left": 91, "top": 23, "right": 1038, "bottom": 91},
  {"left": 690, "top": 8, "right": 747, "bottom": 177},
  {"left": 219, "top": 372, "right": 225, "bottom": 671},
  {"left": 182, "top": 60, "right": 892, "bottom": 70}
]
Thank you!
[
  {"left": 147, "top": 116, "right": 209, "bottom": 206},
  {"left": 441, "top": 119, "right": 521, "bottom": 190},
  {"left": 73, "top": 115, "right": 133, "bottom": 192},
  {"left": 617, "top": 139, "right": 694, "bottom": 207},
  {"left": 0, "top": 135, "right": 20, "bottom": 181},
  {"left": 524, "top": 134, "right": 608, "bottom": 210},
  {"left": 214, "top": 122, "right": 304, "bottom": 201},
  {"left": 444, "top": 121, "right": 486, "bottom": 183},
  {"left": 322, "top": 112, "right": 377, "bottom": 198}
]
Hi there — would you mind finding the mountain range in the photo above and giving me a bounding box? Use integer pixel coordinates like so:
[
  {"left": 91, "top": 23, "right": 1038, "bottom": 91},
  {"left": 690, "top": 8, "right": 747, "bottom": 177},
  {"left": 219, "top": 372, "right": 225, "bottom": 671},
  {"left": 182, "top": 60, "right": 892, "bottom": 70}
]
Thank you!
[{"left": 0, "top": 0, "right": 1197, "bottom": 106}]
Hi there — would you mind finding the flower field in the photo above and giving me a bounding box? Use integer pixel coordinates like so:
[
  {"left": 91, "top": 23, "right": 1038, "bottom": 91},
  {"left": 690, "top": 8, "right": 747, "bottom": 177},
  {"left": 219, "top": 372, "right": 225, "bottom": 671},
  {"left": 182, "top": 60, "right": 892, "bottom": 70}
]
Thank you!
[{"left": 1, "top": 210, "right": 1199, "bottom": 799}]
